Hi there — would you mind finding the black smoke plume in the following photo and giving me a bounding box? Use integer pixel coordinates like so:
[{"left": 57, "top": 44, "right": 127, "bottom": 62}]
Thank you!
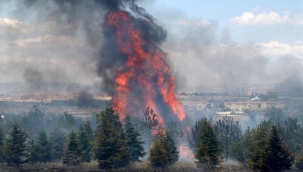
[{"left": 13, "top": 0, "right": 167, "bottom": 97}]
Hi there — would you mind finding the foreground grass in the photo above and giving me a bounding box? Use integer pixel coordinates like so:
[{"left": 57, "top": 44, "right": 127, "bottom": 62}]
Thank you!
[{"left": 0, "top": 161, "right": 299, "bottom": 172}]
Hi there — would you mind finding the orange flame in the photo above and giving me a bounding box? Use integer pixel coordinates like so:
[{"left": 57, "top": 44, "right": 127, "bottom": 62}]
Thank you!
[
  {"left": 106, "top": 10, "right": 186, "bottom": 126},
  {"left": 179, "top": 145, "right": 195, "bottom": 159}
]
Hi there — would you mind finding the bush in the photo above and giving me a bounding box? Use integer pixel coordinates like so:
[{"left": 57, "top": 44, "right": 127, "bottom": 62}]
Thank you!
[{"left": 295, "top": 153, "right": 303, "bottom": 170}]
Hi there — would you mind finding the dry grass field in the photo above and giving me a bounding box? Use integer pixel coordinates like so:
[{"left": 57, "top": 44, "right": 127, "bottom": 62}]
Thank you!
[
  {"left": 1, "top": 161, "right": 302, "bottom": 172},
  {"left": 0, "top": 161, "right": 255, "bottom": 172}
]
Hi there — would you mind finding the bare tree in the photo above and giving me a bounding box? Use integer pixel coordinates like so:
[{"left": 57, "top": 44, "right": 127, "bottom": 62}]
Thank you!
[{"left": 214, "top": 116, "right": 242, "bottom": 160}]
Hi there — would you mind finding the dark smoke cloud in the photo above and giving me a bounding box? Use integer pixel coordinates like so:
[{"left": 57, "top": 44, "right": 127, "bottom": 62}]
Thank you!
[
  {"left": 23, "top": 68, "right": 45, "bottom": 92},
  {"left": 0, "top": 0, "right": 120, "bottom": 94},
  {"left": 272, "top": 75, "right": 303, "bottom": 96},
  {"left": 270, "top": 55, "right": 303, "bottom": 96},
  {"left": 0, "top": 0, "right": 166, "bottom": 96},
  {"left": 22, "top": 66, "right": 92, "bottom": 95},
  {"left": 97, "top": 0, "right": 138, "bottom": 10},
  {"left": 76, "top": 91, "right": 94, "bottom": 107},
  {"left": 94, "top": 0, "right": 168, "bottom": 94}
]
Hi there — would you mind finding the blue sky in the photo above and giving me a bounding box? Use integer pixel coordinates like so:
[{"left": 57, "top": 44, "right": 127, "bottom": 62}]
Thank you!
[{"left": 140, "top": 0, "right": 303, "bottom": 44}]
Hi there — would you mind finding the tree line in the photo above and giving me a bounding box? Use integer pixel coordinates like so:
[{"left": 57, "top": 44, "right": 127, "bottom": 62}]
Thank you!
[
  {"left": 191, "top": 107, "right": 303, "bottom": 171},
  {"left": 1, "top": 105, "right": 303, "bottom": 171},
  {"left": 0, "top": 107, "right": 180, "bottom": 170}
]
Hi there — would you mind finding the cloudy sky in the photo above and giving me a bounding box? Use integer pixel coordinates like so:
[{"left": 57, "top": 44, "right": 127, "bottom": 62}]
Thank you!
[
  {"left": 148, "top": 0, "right": 303, "bottom": 43},
  {"left": 0, "top": 0, "right": 302, "bottom": 93},
  {"left": 140, "top": 0, "right": 303, "bottom": 90},
  {"left": 141, "top": 0, "right": 303, "bottom": 56}
]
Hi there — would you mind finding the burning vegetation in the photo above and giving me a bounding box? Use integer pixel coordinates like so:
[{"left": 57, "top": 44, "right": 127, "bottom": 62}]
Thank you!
[
  {"left": 1, "top": 0, "right": 303, "bottom": 172},
  {"left": 100, "top": 6, "right": 186, "bottom": 125}
]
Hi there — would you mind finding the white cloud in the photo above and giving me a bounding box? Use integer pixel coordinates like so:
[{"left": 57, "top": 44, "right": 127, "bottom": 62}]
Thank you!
[
  {"left": 0, "top": 18, "right": 25, "bottom": 28},
  {"left": 231, "top": 11, "right": 290, "bottom": 25},
  {"left": 0, "top": 18, "right": 32, "bottom": 33},
  {"left": 12, "top": 34, "right": 77, "bottom": 47},
  {"left": 0, "top": 18, "right": 79, "bottom": 36},
  {"left": 257, "top": 41, "right": 303, "bottom": 57},
  {"left": 178, "top": 19, "right": 211, "bottom": 26},
  {"left": 292, "top": 14, "right": 303, "bottom": 25},
  {"left": 231, "top": 11, "right": 303, "bottom": 25},
  {"left": 13, "top": 37, "right": 42, "bottom": 47}
]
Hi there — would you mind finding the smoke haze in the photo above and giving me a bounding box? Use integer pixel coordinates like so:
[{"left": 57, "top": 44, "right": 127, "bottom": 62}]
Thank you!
[{"left": 0, "top": 0, "right": 302, "bottom": 95}]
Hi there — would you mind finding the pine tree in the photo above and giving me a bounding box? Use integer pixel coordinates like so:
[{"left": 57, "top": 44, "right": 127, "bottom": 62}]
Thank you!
[
  {"left": 63, "top": 131, "right": 80, "bottom": 165},
  {"left": 49, "top": 127, "right": 67, "bottom": 161},
  {"left": 248, "top": 123, "right": 270, "bottom": 171},
  {"left": 0, "top": 128, "right": 4, "bottom": 162},
  {"left": 162, "top": 132, "right": 179, "bottom": 165},
  {"left": 266, "top": 126, "right": 293, "bottom": 171},
  {"left": 229, "top": 127, "right": 253, "bottom": 167},
  {"left": 279, "top": 117, "right": 303, "bottom": 155},
  {"left": 21, "top": 105, "right": 46, "bottom": 140},
  {"left": 295, "top": 144, "right": 303, "bottom": 170},
  {"left": 265, "top": 107, "right": 287, "bottom": 125},
  {"left": 295, "top": 152, "right": 303, "bottom": 170},
  {"left": 191, "top": 118, "right": 206, "bottom": 147},
  {"left": 36, "top": 130, "right": 51, "bottom": 162},
  {"left": 149, "top": 138, "right": 168, "bottom": 170},
  {"left": 195, "top": 117, "right": 220, "bottom": 168},
  {"left": 94, "top": 107, "right": 130, "bottom": 169},
  {"left": 124, "top": 115, "right": 146, "bottom": 162},
  {"left": 27, "top": 139, "right": 39, "bottom": 163},
  {"left": 3, "top": 122, "right": 28, "bottom": 168},
  {"left": 78, "top": 120, "right": 93, "bottom": 162},
  {"left": 214, "top": 116, "right": 242, "bottom": 160}
]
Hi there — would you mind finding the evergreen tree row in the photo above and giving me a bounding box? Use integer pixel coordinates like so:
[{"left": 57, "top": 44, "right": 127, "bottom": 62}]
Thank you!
[
  {"left": 93, "top": 107, "right": 179, "bottom": 170},
  {"left": 192, "top": 115, "right": 295, "bottom": 172},
  {"left": 0, "top": 107, "right": 181, "bottom": 170},
  {"left": 0, "top": 121, "right": 94, "bottom": 167},
  {"left": 229, "top": 121, "right": 294, "bottom": 172}
]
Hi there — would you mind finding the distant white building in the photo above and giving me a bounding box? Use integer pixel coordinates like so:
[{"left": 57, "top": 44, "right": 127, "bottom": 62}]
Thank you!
[
  {"left": 183, "top": 101, "right": 210, "bottom": 110},
  {"left": 225, "top": 101, "right": 285, "bottom": 111}
]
